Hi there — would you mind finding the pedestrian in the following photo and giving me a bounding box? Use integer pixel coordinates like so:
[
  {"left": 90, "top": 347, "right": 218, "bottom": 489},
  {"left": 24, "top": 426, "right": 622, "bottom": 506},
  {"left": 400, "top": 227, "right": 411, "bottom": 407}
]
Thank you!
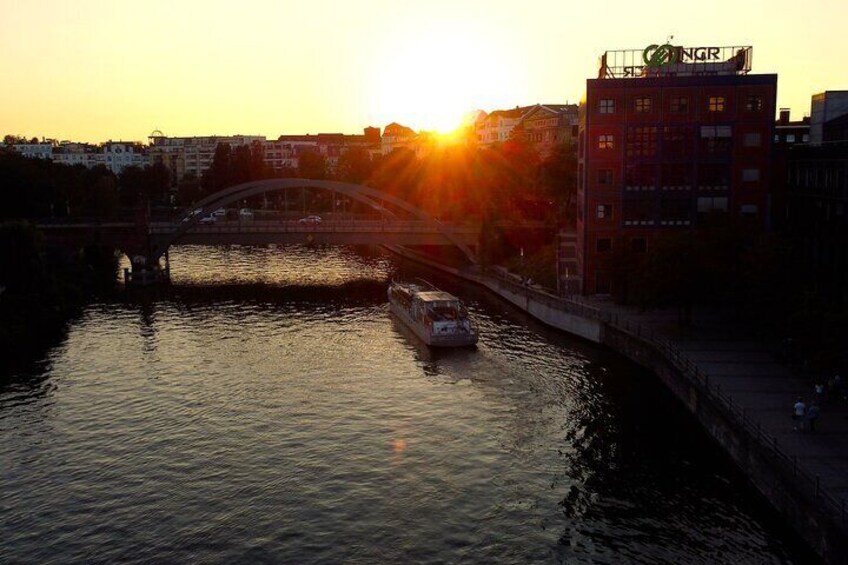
[
  {"left": 806, "top": 403, "right": 820, "bottom": 432},
  {"left": 793, "top": 397, "right": 806, "bottom": 431},
  {"left": 815, "top": 382, "right": 825, "bottom": 403}
]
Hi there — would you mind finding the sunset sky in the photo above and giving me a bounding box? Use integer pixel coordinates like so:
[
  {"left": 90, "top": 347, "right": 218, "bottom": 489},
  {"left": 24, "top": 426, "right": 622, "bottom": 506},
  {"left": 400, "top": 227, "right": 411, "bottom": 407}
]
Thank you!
[{"left": 2, "top": 0, "right": 846, "bottom": 143}]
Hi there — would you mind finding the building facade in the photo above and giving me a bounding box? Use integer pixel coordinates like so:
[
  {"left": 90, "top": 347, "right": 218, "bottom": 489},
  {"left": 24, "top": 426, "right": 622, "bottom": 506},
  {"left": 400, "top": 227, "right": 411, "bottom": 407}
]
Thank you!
[
  {"left": 9, "top": 139, "right": 147, "bottom": 174},
  {"left": 809, "top": 91, "right": 848, "bottom": 146},
  {"left": 11, "top": 142, "right": 53, "bottom": 160},
  {"left": 515, "top": 104, "right": 579, "bottom": 157},
  {"left": 781, "top": 93, "right": 848, "bottom": 307},
  {"left": 575, "top": 44, "right": 776, "bottom": 295},
  {"left": 474, "top": 106, "right": 533, "bottom": 145},
  {"left": 148, "top": 134, "right": 266, "bottom": 181},
  {"left": 380, "top": 123, "right": 416, "bottom": 155}
]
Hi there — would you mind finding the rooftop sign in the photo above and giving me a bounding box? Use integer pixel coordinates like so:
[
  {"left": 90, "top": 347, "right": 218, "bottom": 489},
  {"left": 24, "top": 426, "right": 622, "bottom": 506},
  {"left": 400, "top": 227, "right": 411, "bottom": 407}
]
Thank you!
[{"left": 599, "top": 45, "right": 752, "bottom": 79}]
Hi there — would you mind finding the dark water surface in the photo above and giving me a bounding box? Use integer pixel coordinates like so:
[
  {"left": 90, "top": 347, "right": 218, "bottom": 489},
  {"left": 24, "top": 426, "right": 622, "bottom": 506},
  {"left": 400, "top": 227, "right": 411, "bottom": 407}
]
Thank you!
[{"left": 1, "top": 245, "right": 810, "bottom": 563}]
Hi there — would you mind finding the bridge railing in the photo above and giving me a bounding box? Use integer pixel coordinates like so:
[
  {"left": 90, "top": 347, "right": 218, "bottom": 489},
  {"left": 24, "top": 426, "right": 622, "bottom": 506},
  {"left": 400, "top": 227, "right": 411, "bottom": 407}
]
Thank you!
[{"left": 149, "top": 219, "right": 480, "bottom": 235}]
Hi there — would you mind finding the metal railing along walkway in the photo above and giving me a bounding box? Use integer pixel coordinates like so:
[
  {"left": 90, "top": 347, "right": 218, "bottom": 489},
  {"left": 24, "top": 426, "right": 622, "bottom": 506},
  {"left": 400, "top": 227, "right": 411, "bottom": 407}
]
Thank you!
[{"left": 481, "top": 267, "right": 847, "bottom": 527}]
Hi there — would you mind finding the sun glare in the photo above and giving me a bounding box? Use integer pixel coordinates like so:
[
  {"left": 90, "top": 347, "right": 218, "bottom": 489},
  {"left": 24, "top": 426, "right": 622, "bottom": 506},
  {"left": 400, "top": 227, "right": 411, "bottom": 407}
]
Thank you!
[{"left": 372, "top": 27, "right": 500, "bottom": 134}]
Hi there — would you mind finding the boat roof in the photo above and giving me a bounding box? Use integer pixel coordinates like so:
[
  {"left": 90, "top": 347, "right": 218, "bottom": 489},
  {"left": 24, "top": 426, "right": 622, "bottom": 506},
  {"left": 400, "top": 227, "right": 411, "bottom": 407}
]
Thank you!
[{"left": 416, "top": 291, "right": 459, "bottom": 302}]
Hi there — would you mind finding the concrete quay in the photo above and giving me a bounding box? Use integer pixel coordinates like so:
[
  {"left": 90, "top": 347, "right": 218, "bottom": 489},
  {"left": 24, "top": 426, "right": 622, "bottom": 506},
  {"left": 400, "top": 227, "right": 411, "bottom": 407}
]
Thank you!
[{"left": 387, "top": 246, "right": 848, "bottom": 564}]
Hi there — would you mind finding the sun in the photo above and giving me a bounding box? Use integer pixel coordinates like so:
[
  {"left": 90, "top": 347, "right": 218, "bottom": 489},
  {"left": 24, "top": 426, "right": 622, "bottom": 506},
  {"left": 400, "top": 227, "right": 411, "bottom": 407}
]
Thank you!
[{"left": 372, "top": 26, "right": 504, "bottom": 134}]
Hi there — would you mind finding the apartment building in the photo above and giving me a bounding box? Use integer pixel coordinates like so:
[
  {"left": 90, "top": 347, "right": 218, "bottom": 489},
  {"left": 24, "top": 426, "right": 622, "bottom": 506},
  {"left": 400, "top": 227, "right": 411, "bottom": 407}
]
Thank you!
[
  {"left": 515, "top": 104, "right": 579, "bottom": 157},
  {"left": 575, "top": 44, "right": 776, "bottom": 295}
]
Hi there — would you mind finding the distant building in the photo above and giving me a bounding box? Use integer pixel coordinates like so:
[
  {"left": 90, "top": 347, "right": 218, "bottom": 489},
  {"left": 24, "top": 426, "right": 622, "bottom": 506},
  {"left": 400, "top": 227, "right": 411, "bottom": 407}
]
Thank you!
[
  {"left": 575, "top": 44, "right": 775, "bottom": 295},
  {"left": 270, "top": 130, "right": 378, "bottom": 174},
  {"left": 809, "top": 91, "right": 848, "bottom": 146},
  {"left": 515, "top": 104, "right": 579, "bottom": 157},
  {"left": 100, "top": 141, "right": 148, "bottom": 174},
  {"left": 781, "top": 93, "right": 848, "bottom": 306},
  {"left": 474, "top": 106, "right": 533, "bottom": 145},
  {"left": 52, "top": 142, "right": 98, "bottom": 168},
  {"left": 149, "top": 129, "right": 381, "bottom": 181},
  {"left": 771, "top": 109, "right": 810, "bottom": 231},
  {"left": 381, "top": 123, "right": 416, "bottom": 155},
  {"left": 774, "top": 108, "right": 810, "bottom": 146},
  {"left": 11, "top": 142, "right": 53, "bottom": 160},
  {"left": 8, "top": 139, "right": 146, "bottom": 174},
  {"left": 148, "top": 134, "right": 266, "bottom": 182}
]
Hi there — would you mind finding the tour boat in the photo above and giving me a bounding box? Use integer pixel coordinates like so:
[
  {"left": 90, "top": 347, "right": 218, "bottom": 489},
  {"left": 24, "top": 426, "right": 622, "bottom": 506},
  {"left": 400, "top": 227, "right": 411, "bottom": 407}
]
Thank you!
[{"left": 387, "top": 280, "right": 478, "bottom": 347}]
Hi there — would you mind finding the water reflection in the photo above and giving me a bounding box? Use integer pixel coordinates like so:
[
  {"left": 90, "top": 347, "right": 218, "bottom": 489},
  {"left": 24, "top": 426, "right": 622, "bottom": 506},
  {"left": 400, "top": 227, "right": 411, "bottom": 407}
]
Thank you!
[{"left": 2, "top": 244, "right": 811, "bottom": 564}]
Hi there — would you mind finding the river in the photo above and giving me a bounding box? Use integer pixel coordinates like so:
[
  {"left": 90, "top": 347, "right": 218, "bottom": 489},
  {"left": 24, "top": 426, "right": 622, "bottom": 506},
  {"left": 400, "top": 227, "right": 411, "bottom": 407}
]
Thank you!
[{"left": 1, "top": 245, "right": 811, "bottom": 564}]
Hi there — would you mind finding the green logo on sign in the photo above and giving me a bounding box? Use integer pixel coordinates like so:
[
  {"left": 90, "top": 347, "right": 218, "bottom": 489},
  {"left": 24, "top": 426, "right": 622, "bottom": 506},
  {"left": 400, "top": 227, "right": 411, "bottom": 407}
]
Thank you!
[{"left": 643, "top": 43, "right": 678, "bottom": 67}]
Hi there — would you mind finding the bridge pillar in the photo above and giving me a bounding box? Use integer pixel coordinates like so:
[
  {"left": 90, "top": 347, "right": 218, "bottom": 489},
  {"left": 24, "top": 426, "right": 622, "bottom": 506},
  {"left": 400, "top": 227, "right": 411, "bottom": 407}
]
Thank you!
[{"left": 124, "top": 254, "right": 169, "bottom": 287}]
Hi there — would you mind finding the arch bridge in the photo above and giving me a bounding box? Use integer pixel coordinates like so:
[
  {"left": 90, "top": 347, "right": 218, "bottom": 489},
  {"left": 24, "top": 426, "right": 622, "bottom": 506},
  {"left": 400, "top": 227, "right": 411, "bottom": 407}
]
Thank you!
[{"left": 38, "top": 179, "right": 481, "bottom": 285}]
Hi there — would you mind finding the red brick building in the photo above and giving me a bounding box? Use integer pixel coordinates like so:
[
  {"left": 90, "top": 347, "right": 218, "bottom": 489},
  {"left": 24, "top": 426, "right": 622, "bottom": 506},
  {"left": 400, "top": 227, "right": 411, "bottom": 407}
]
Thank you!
[{"left": 573, "top": 45, "right": 777, "bottom": 295}]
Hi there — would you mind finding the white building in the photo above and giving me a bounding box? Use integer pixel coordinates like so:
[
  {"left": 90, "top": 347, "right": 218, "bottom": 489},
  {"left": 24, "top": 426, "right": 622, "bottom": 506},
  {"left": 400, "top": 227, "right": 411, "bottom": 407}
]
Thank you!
[
  {"left": 12, "top": 142, "right": 53, "bottom": 160},
  {"left": 9, "top": 139, "right": 147, "bottom": 174},
  {"left": 100, "top": 141, "right": 148, "bottom": 174},
  {"left": 474, "top": 106, "right": 534, "bottom": 145}
]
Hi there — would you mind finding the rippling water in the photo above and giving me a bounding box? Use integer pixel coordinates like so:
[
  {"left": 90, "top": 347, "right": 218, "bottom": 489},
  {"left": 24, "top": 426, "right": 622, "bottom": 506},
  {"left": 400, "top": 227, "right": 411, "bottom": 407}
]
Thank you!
[{"left": 1, "top": 245, "right": 808, "bottom": 563}]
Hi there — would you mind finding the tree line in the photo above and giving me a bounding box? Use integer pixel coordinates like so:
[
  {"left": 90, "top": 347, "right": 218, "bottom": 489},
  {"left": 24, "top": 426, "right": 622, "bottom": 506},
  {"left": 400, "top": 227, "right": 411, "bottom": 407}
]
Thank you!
[{"left": 1, "top": 136, "right": 578, "bottom": 224}]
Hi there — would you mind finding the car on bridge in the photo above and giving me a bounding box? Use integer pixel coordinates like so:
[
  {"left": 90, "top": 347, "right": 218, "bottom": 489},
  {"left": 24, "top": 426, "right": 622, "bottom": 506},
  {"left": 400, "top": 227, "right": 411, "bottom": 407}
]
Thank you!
[
  {"left": 298, "top": 215, "right": 322, "bottom": 225},
  {"left": 200, "top": 215, "right": 217, "bottom": 224}
]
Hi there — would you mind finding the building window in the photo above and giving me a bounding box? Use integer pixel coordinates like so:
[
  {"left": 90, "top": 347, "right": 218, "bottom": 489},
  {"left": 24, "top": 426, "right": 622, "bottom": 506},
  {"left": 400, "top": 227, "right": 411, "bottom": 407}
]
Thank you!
[
  {"left": 740, "top": 204, "right": 759, "bottom": 216},
  {"left": 663, "top": 126, "right": 693, "bottom": 157},
  {"left": 596, "top": 204, "right": 613, "bottom": 219},
  {"left": 707, "top": 96, "right": 726, "bottom": 112},
  {"left": 786, "top": 134, "right": 796, "bottom": 143},
  {"left": 598, "top": 169, "right": 613, "bottom": 185},
  {"left": 700, "top": 125, "right": 732, "bottom": 154},
  {"left": 743, "top": 132, "right": 762, "bottom": 147},
  {"left": 746, "top": 96, "right": 763, "bottom": 112},
  {"left": 635, "top": 97, "right": 652, "bottom": 113},
  {"left": 596, "top": 238, "right": 612, "bottom": 252},
  {"left": 598, "top": 134, "right": 614, "bottom": 149},
  {"left": 626, "top": 126, "right": 657, "bottom": 157},
  {"left": 670, "top": 96, "right": 689, "bottom": 113},
  {"left": 802, "top": 134, "right": 809, "bottom": 143},
  {"left": 631, "top": 238, "right": 647, "bottom": 252},
  {"left": 625, "top": 164, "right": 657, "bottom": 189},
  {"left": 742, "top": 168, "right": 760, "bottom": 182},
  {"left": 599, "top": 99, "right": 615, "bottom": 114},
  {"left": 697, "top": 196, "right": 728, "bottom": 215}
]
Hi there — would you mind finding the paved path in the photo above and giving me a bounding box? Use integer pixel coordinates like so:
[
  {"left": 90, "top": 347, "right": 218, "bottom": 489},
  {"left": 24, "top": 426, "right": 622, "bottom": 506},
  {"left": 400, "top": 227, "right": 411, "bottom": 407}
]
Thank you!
[{"left": 581, "top": 296, "right": 848, "bottom": 518}]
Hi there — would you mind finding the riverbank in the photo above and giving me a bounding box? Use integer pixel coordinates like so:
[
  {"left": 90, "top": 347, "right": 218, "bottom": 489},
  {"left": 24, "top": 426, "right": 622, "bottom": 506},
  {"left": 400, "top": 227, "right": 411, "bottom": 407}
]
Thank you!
[
  {"left": 0, "top": 222, "right": 119, "bottom": 372},
  {"left": 386, "top": 245, "right": 848, "bottom": 564}
]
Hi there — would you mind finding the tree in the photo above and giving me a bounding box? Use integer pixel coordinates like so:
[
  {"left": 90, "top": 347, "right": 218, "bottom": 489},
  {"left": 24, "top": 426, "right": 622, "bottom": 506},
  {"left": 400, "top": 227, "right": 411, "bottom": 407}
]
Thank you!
[
  {"left": 336, "top": 146, "right": 373, "bottom": 184},
  {"left": 118, "top": 163, "right": 171, "bottom": 207},
  {"left": 177, "top": 172, "right": 203, "bottom": 206},
  {"left": 297, "top": 149, "right": 327, "bottom": 180},
  {"left": 539, "top": 141, "right": 578, "bottom": 223},
  {"left": 202, "top": 143, "right": 233, "bottom": 195}
]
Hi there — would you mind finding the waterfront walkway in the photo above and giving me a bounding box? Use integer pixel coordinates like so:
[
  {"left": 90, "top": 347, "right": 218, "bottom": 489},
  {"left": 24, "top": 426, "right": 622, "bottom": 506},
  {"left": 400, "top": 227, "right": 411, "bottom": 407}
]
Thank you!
[{"left": 573, "top": 295, "right": 848, "bottom": 526}]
